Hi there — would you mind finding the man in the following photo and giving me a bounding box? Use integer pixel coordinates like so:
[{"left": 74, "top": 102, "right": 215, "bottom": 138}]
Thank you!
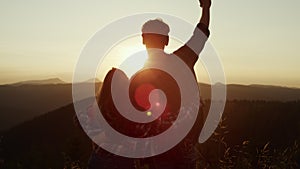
[
  {"left": 133, "top": 0, "right": 211, "bottom": 168},
  {"left": 142, "top": 0, "right": 210, "bottom": 74}
]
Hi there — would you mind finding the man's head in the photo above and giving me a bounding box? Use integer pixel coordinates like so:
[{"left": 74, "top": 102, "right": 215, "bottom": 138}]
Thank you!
[{"left": 142, "top": 19, "right": 170, "bottom": 49}]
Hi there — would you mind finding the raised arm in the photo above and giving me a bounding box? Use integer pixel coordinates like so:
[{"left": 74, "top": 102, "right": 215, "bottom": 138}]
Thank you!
[
  {"left": 199, "top": 0, "right": 211, "bottom": 28},
  {"left": 173, "top": 0, "right": 211, "bottom": 69}
]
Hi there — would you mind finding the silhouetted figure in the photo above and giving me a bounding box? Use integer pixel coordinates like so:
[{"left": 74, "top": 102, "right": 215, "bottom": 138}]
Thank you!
[
  {"left": 134, "top": 0, "right": 211, "bottom": 168},
  {"left": 85, "top": 68, "right": 134, "bottom": 169}
]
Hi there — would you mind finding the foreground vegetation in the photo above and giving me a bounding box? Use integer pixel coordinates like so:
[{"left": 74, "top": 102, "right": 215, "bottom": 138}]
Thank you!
[{"left": 1, "top": 100, "right": 299, "bottom": 169}]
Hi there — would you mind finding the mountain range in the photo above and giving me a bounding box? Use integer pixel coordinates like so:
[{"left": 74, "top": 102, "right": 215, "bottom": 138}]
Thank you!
[
  {"left": 0, "top": 78, "right": 300, "bottom": 131},
  {"left": 0, "top": 78, "right": 300, "bottom": 168}
]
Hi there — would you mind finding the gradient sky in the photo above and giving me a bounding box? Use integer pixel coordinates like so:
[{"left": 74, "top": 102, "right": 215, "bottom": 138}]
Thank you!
[{"left": 0, "top": 0, "right": 299, "bottom": 87}]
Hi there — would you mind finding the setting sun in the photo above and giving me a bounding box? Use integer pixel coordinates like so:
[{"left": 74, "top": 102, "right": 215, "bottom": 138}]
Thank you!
[{"left": 96, "top": 35, "right": 190, "bottom": 80}]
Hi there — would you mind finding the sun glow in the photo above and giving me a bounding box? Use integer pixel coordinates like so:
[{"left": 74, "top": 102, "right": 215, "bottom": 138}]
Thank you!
[
  {"left": 96, "top": 35, "right": 184, "bottom": 79},
  {"left": 96, "top": 36, "right": 146, "bottom": 80},
  {"left": 96, "top": 35, "right": 211, "bottom": 84}
]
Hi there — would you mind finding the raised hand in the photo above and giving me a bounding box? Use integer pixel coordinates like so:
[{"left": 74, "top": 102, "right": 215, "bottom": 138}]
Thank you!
[
  {"left": 199, "top": 0, "right": 211, "bottom": 8},
  {"left": 199, "top": 0, "right": 211, "bottom": 28}
]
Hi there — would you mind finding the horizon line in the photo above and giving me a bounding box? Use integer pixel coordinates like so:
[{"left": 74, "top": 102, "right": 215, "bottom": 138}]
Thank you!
[{"left": 1, "top": 77, "right": 299, "bottom": 89}]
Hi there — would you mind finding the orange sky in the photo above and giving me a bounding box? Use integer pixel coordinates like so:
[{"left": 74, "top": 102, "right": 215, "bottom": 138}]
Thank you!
[{"left": 0, "top": 0, "right": 299, "bottom": 87}]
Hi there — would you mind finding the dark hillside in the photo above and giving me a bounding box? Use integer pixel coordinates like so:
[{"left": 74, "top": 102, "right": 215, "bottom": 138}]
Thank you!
[{"left": 1, "top": 100, "right": 300, "bottom": 168}]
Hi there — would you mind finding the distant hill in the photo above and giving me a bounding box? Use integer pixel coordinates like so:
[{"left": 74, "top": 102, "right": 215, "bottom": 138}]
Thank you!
[
  {"left": 84, "top": 78, "right": 101, "bottom": 83},
  {"left": 0, "top": 84, "right": 72, "bottom": 131},
  {"left": 0, "top": 80, "right": 300, "bottom": 131},
  {"left": 1, "top": 103, "right": 92, "bottom": 169},
  {"left": 10, "top": 78, "right": 66, "bottom": 86},
  {"left": 199, "top": 83, "right": 300, "bottom": 101}
]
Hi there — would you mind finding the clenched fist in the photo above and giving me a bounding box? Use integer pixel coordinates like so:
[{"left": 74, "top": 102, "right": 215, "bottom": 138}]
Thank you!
[{"left": 199, "top": 0, "right": 211, "bottom": 8}]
